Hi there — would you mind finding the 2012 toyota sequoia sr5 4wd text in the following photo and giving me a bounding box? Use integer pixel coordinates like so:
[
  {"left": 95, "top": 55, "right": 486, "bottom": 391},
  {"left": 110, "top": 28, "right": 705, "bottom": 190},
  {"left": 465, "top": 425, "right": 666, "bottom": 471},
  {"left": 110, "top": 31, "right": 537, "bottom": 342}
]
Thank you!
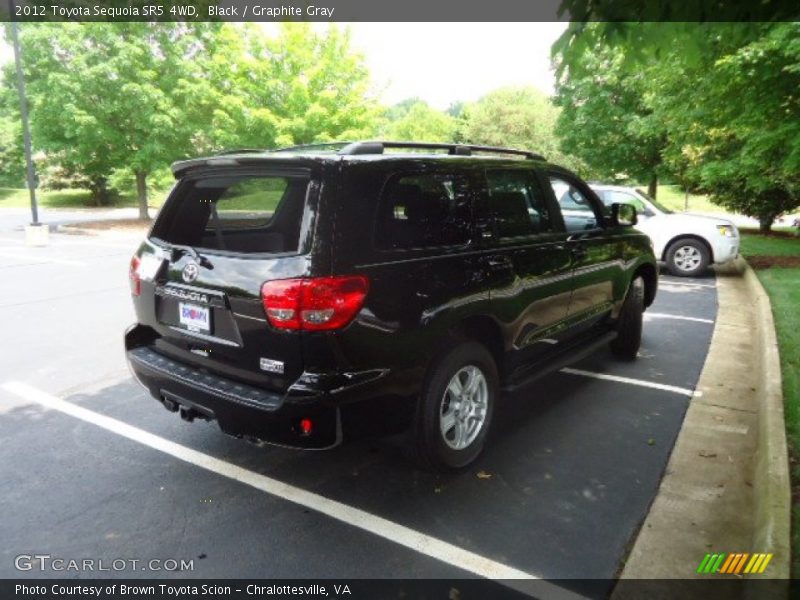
[{"left": 125, "top": 141, "right": 658, "bottom": 470}]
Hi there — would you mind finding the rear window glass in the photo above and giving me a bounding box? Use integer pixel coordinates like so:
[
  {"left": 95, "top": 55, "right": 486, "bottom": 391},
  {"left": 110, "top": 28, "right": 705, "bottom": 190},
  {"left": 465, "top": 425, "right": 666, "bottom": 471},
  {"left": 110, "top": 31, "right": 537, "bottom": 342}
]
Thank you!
[
  {"left": 377, "top": 173, "right": 471, "bottom": 250},
  {"left": 152, "top": 174, "right": 311, "bottom": 254}
]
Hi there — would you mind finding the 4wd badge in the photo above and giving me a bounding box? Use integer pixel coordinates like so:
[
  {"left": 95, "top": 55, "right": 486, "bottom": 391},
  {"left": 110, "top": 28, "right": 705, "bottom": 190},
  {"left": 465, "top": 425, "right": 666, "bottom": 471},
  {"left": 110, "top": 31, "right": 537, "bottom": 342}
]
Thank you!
[{"left": 260, "top": 358, "right": 284, "bottom": 374}]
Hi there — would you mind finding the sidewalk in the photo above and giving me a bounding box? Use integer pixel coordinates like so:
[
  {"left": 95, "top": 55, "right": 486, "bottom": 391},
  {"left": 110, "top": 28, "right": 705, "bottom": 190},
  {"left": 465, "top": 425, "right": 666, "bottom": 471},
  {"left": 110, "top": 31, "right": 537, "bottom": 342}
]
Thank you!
[
  {"left": 0, "top": 206, "right": 141, "bottom": 234},
  {"left": 614, "top": 259, "right": 790, "bottom": 592}
]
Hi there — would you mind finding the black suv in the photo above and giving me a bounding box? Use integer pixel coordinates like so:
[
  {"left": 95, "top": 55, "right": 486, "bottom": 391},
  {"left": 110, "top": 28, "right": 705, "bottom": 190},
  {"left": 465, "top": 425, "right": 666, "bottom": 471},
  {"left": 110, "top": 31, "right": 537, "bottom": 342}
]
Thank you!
[{"left": 125, "top": 141, "right": 657, "bottom": 470}]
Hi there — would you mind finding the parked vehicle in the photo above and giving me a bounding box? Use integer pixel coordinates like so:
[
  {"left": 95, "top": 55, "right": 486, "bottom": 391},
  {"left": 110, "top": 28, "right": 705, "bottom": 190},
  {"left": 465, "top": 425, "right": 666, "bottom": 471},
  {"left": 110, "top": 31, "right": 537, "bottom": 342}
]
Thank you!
[
  {"left": 589, "top": 184, "right": 739, "bottom": 277},
  {"left": 125, "top": 141, "right": 658, "bottom": 470}
]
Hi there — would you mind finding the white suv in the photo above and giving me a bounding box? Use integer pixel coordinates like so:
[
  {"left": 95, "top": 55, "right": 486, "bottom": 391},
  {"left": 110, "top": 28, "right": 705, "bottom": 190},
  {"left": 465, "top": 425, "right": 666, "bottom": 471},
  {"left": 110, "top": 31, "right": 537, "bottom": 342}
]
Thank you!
[{"left": 590, "top": 185, "right": 739, "bottom": 277}]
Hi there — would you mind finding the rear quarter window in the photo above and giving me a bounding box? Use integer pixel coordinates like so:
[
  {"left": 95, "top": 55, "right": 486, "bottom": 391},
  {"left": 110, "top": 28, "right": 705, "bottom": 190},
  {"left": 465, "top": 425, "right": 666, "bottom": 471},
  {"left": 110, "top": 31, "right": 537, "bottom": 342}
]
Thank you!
[
  {"left": 152, "top": 174, "right": 312, "bottom": 255},
  {"left": 376, "top": 172, "right": 472, "bottom": 250}
]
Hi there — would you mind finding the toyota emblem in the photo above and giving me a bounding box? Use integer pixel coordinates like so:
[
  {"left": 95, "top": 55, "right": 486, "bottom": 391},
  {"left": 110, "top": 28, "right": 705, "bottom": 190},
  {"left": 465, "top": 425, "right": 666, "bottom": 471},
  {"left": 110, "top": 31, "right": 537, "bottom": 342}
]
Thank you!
[{"left": 182, "top": 262, "right": 200, "bottom": 283}]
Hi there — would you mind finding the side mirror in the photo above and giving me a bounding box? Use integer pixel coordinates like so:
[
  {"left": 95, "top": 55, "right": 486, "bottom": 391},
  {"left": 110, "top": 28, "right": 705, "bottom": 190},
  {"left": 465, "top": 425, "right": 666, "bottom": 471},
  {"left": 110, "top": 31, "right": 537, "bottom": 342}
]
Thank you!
[{"left": 612, "top": 202, "right": 638, "bottom": 227}]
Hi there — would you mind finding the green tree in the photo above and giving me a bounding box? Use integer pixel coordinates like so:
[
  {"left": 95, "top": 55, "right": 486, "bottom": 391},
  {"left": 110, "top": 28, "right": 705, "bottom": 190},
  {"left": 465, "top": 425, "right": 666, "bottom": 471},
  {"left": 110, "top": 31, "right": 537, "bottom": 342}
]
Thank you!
[
  {"left": 382, "top": 97, "right": 425, "bottom": 124},
  {"left": 445, "top": 101, "right": 466, "bottom": 119},
  {"left": 553, "top": 37, "right": 665, "bottom": 196},
  {"left": 380, "top": 100, "right": 457, "bottom": 142},
  {"left": 458, "top": 86, "right": 578, "bottom": 170},
  {"left": 5, "top": 22, "right": 221, "bottom": 217},
  {"left": 5, "top": 23, "right": 377, "bottom": 217},
  {"left": 203, "top": 23, "right": 379, "bottom": 150},
  {"left": 0, "top": 114, "right": 23, "bottom": 187},
  {"left": 673, "top": 23, "right": 800, "bottom": 231},
  {"left": 554, "top": 22, "right": 800, "bottom": 230}
]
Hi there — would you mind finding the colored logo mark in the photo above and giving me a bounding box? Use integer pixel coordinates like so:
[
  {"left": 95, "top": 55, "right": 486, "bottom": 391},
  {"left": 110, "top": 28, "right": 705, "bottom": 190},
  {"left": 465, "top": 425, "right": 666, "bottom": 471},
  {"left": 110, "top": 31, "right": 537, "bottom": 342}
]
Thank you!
[{"left": 697, "top": 553, "right": 773, "bottom": 575}]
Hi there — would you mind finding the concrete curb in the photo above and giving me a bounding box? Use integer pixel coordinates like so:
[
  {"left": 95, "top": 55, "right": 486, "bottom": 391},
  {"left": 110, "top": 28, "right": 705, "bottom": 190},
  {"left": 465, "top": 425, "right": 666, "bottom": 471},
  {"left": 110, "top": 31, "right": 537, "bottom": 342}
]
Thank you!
[
  {"left": 56, "top": 222, "right": 150, "bottom": 237},
  {"left": 614, "top": 259, "right": 791, "bottom": 592},
  {"left": 56, "top": 224, "right": 99, "bottom": 236},
  {"left": 739, "top": 257, "right": 791, "bottom": 578}
]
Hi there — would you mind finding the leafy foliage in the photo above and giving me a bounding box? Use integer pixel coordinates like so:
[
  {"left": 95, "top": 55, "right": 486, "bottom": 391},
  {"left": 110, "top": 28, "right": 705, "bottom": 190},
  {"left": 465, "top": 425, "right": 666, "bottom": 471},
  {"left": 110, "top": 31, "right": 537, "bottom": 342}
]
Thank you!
[
  {"left": 202, "top": 24, "right": 379, "bottom": 150},
  {"left": 553, "top": 41, "right": 664, "bottom": 191},
  {"left": 3, "top": 22, "right": 223, "bottom": 215},
  {"left": 458, "top": 86, "right": 575, "bottom": 167},
  {"left": 379, "top": 99, "right": 457, "bottom": 142},
  {"left": 553, "top": 22, "right": 800, "bottom": 227},
  {"left": 556, "top": 1, "right": 797, "bottom": 33},
  {"left": 2, "top": 23, "right": 378, "bottom": 217},
  {"left": 0, "top": 114, "right": 23, "bottom": 187},
  {"left": 686, "top": 23, "right": 800, "bottom": 229}
]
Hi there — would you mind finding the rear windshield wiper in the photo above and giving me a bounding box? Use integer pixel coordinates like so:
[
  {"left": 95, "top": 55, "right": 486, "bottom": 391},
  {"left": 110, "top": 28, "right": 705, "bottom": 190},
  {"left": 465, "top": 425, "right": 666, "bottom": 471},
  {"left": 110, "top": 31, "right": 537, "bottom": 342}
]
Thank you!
[{"left": 170, "top": 244, "right": 214, "bottom": 269}]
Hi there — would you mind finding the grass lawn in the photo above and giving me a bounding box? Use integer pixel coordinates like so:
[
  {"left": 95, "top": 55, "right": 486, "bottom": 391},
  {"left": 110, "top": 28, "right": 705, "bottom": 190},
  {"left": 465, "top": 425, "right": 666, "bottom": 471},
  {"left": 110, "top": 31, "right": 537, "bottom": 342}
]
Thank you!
[
  {"left": 654, "top": 184, "right": 725, "bottom": 214},
  {"left": 0, "top": 186, "right": 173, "bottom": 211},
  {"left": 0, "top": 187, "right": 95, "bottom": 208},
  {"left": 740, "top": 228, "right": 800, "bottom": 257},
  {"left": 757, "top": 268, "right": 800, "bottom": 577},
  {"left": 741, "top": 231, "right": 800, "bottom": 576}
]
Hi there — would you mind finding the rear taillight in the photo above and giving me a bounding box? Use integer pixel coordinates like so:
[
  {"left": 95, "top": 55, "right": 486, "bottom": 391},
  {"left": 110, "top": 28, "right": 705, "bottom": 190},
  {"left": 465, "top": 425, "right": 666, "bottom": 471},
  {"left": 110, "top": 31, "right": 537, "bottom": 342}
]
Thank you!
[
  {"left": 129, "top": 255, "right": 141, "bottom": 296},
  {"left": 261, "top": 276, "right": 369, "bottom": 331}
]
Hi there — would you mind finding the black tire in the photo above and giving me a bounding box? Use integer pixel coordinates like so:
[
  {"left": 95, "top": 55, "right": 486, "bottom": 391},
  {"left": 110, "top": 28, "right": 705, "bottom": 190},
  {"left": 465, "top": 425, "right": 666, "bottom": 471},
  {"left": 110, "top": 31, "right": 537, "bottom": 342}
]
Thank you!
[
  {"left": 666, "top": 238, "right": 710, "bottom": 277},
  {"left": 412, "top": 341, "right": 498, "bottom": 471},
  {"left": 610, "top": 276, "right": 644, "bottom": 360}
]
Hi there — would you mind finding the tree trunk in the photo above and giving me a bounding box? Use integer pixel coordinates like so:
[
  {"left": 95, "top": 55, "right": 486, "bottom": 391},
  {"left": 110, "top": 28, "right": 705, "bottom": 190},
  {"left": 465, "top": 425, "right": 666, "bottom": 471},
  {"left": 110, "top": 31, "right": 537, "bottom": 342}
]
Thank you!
[
  {"left": 136, "top": 171, "right": 149, "bottom": 220},
  {"left": 648, "top": 173, "right": 658, "bottom": 200},
  {"left": 90, "top": 178, "right": 111, "bottom": 207},
  {"left": 758, "top": 215, "right": 774, "bottom": 234}
]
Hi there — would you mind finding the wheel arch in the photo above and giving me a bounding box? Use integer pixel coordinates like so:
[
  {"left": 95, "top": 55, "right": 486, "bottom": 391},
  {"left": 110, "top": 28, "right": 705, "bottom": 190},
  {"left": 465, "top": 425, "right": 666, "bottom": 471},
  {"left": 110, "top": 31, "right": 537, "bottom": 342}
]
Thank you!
[
  {"left": 633, "top": 262, "right": 658, "bottom": 308},
  {"left": 450, "top": 315, "right": 505, "bottom": 377}
]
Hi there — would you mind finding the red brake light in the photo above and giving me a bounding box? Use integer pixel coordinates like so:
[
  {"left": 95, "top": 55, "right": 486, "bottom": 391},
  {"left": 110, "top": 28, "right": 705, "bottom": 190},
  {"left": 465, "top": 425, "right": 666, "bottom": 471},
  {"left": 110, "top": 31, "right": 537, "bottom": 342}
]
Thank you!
[
  {"left": 129, "top": 255, "right": 141, "bottom": 296},
  {"left": 261, "top": 279, "right": 304, "bottom": 330},
  {"left": 261, "top": 276, "right": 369, "bottom": 331}
]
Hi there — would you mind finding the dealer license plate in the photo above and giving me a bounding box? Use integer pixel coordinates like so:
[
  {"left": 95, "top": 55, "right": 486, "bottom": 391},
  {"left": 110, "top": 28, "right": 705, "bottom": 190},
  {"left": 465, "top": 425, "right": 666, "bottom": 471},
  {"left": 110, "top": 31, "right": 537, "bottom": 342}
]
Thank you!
[{"left": 179, "top": 302, "right": 210, "bottom": 332}]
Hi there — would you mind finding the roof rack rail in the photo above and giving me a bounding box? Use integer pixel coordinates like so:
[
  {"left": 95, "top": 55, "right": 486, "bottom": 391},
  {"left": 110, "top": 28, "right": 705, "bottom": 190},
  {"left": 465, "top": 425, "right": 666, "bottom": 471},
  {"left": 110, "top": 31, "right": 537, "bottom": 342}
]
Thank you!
[
  {"left": 214, "top": 148, "right": 268, "bottom": 156},
  {"left": 272, "top": 142, "right": 353, "bottom": 153},
  {"left": 337, "top": 141, "right": 545, "bottom": 161}
]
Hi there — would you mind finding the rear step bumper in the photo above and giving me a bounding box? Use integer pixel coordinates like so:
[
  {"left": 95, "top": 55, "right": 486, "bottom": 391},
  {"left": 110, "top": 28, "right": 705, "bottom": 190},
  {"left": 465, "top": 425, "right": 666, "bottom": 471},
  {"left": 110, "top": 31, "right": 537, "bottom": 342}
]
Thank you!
[{"left": 125, "top": 344, "right": 341, "bottom": 450}]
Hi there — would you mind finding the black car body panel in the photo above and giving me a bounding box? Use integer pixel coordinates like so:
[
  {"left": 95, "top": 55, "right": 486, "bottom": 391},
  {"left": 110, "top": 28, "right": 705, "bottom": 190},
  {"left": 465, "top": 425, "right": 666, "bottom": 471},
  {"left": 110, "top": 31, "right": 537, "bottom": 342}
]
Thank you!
[{"left": 125, "top": 143, "right": 657, "bottom": 450}]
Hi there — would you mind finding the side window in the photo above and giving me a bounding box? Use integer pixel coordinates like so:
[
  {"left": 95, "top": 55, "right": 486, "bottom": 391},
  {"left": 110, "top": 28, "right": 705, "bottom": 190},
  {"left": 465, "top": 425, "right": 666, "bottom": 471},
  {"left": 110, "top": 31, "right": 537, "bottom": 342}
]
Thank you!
[
  {"left": 549, "top": 176, "right": 600, "bottom": 233},
  {"left": 377, "top": 172, "right": 471, "bottom": 250},
  {"left": 486, "top": 170, "right": 553, "bottom": 238}
]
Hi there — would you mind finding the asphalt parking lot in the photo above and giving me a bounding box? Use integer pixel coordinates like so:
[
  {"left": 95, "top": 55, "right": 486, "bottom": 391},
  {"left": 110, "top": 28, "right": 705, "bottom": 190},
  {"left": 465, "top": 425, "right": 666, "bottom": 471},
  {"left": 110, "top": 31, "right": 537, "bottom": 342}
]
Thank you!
[{"left": 0, "top": 220, "right": 719, "bottom": 597}]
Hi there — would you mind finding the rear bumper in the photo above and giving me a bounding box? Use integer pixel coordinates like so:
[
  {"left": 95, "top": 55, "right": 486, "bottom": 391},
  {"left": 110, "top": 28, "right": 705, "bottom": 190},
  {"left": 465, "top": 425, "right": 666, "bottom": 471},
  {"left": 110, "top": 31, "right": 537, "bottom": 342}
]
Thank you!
[{"left": 125, "top": 329, "right": 345, "bottom": 449}]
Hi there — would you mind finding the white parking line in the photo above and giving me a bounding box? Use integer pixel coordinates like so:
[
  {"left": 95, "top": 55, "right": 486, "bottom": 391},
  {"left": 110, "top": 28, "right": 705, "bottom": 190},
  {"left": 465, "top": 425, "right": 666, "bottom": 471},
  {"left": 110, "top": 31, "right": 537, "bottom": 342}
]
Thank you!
[
  {"left": 658, "top": 280, "right": 716, "bottom": 289},
  {"left": 645, "top": 312, "right": 715, "bottom": 324},
  {"left": 0, "top": 250, "right": 86, "bottom": 267},
  {"left": 560, "top": 368, "right": 701, "bottom": 397},
  {"left": 0, "top": 381, "right": 587, "bottom": 599}
]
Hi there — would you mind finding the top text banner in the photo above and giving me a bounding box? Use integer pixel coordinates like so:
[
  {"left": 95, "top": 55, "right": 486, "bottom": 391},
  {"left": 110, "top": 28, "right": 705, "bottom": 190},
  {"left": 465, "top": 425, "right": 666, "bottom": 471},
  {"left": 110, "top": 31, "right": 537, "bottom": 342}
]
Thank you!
[{"left": 1, "top": 0, "right": 797, "bottom": 22}]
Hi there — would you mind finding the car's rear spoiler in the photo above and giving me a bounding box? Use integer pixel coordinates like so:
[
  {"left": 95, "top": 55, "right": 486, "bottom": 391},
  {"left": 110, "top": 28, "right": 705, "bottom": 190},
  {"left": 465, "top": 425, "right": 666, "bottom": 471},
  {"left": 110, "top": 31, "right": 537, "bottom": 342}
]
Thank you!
[{"left": 170, "top": 154, "right": 329, "bottom": 178}]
